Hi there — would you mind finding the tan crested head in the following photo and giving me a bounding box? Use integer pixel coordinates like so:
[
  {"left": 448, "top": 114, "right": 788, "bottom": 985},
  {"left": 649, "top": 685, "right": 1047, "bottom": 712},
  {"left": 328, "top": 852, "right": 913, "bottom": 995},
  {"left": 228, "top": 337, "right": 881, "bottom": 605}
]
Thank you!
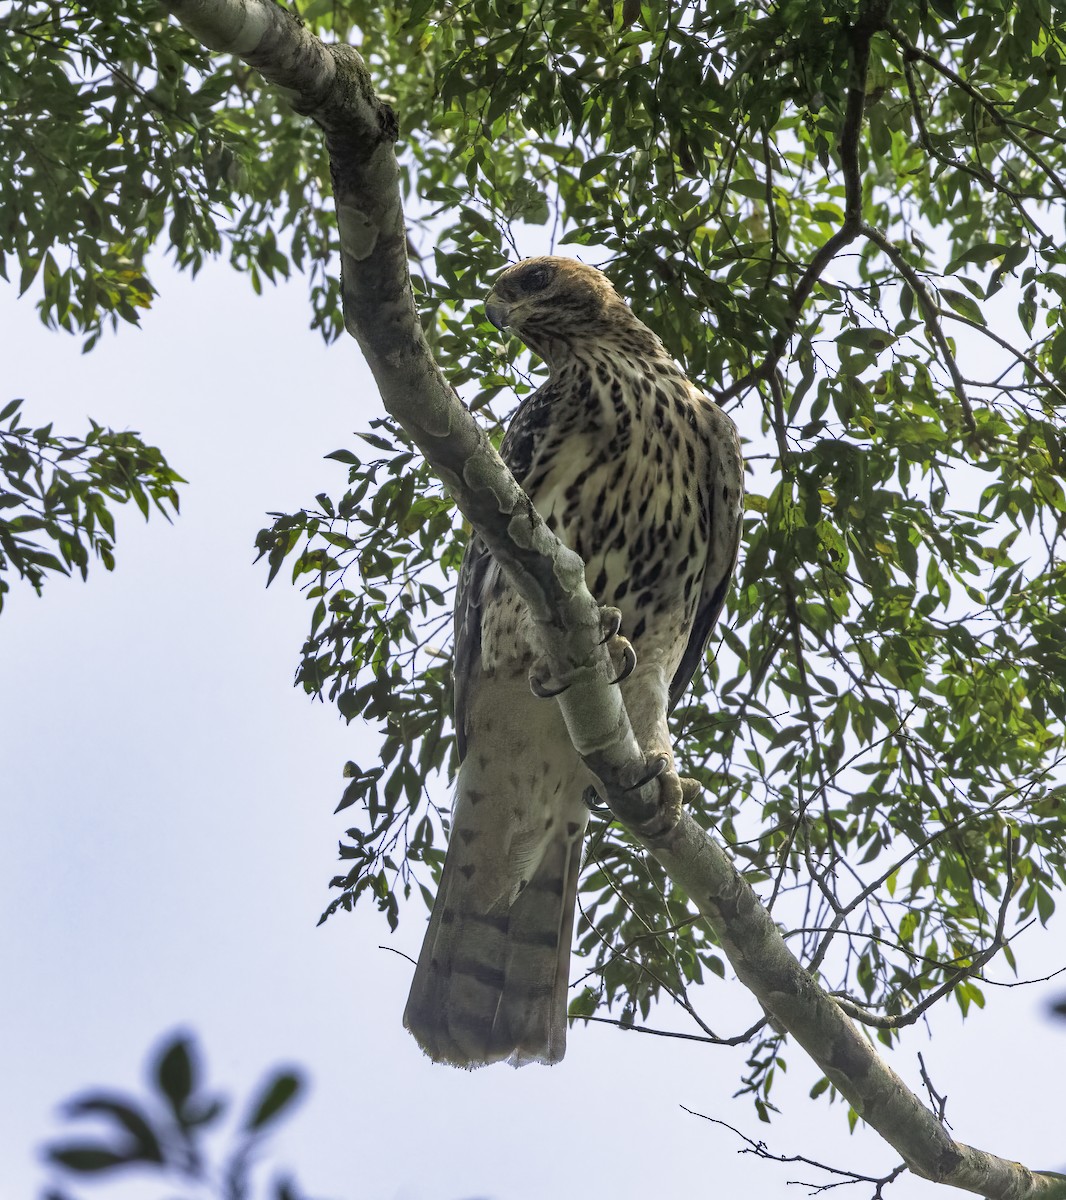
[{"left": 484, "top": 257, "right": 644, "bottom": 363}]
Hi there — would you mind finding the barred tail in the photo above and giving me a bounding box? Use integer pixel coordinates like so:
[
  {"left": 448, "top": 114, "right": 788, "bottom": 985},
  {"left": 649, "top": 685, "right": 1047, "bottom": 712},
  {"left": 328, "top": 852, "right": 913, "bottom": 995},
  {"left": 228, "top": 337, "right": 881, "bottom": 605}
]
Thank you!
[{"left": 403, "top": 827, "right": 583, "bottom": 1068}]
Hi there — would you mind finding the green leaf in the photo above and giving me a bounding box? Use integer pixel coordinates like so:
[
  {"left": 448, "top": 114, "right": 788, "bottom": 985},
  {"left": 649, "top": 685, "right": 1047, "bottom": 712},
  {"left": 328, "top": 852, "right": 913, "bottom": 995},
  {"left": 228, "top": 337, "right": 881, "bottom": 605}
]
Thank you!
[
  {"left": 62, "top": 1095, "right": 164, "bottom": 1165},
  {"left": 940, "top": 288, "right": 984, "bottom": 325},
  {"left": 243, "top": 1070, "right": 304, "bottom": 1132},
  {"left": 47, "top": 1146, "right": 137, "bottom": 1173},
  {"left": 154, "top": 1034, "right": 195, "bottom": 1119},
  {"left": 945, "top": 242, "right": 1011, "bottom": 274}
]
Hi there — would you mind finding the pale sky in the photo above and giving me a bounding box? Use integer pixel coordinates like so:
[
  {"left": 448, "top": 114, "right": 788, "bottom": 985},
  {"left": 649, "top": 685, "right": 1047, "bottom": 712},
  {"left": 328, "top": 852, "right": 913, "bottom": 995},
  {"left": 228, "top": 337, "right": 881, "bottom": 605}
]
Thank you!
[{"left": 2, "top": 256, "right": 1063, "bottom": 1200}]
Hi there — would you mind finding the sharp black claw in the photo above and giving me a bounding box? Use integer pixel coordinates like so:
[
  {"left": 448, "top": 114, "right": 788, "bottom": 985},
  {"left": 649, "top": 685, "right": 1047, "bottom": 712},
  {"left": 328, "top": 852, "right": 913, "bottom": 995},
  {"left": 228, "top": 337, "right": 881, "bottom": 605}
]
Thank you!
[
  {"left": 610, "top": 641, "right": 637, "bottom": 685},
  {"left": 599, "top": 607, "right": 622, "bottom": 643},
  {"left": 530, "top": 674, "right": 570, "bottom": 699},
  {"left": 582, "top": 786, "right": 609, "bottom": 812},
  {"left": 626, "top": 753, "right": 669, "bottom": 791}
]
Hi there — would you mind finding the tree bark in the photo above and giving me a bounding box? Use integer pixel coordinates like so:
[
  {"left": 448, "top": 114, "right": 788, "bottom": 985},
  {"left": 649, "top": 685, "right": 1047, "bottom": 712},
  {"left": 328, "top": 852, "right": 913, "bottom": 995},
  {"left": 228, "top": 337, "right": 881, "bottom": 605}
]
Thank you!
[{"left": 158, "top": 2, "right": 1066, "bottom": 1195}]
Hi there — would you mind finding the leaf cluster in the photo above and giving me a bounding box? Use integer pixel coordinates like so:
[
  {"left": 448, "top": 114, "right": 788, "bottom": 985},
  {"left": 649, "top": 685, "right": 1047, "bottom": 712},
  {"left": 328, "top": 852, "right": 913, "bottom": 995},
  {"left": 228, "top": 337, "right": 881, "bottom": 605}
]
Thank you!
[
  {"left": 0, "top": 398, "right": 182, "bottom": 610},
  {"left": 1, "top": 0, "right": 338, "bottom": 345},
  {"left": 40, "top": 1032, "right": 316, "bottom": 1200},
  {"left": 254, "top": 418, "right": 464, "bottom": 928}
]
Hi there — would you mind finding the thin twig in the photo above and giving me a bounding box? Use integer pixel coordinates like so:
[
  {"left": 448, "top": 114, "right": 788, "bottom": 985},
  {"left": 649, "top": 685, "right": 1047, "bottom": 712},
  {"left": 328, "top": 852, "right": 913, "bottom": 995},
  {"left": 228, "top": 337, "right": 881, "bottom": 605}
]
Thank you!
[
  {"left": 937, "top": 308, "right": 1066, "bottom": 405},
  {"left": 889, "top": 23, "right": 1066, "bottom": 198},
  {"left": 918, "top": 1052, "right": 951, "bottom": 1127},
  {"left": 716, "top": 0, "right": 888, "bottom": 402},
  {"left": 574, "top": 1013, "right": 767, "bottom": 1046},
  {"left": 681, "top": 1107, "right": 910, "bottom": 1195},
  {"left": 860, "top": 223, "right": 975, "bottom": 432}
]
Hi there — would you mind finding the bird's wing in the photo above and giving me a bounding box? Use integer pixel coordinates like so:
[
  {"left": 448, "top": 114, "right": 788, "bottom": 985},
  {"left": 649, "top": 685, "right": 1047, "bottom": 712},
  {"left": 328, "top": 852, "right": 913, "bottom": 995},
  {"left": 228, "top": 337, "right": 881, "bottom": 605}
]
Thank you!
[
  {"left": 452, "top": 533, "right": 492, "bottom": 763},
  {"left": 669, "top": 399, "right": 744, "bottom": 711},
  {"left": 452, "top": 383, "right": 557, "bottom": 760}
]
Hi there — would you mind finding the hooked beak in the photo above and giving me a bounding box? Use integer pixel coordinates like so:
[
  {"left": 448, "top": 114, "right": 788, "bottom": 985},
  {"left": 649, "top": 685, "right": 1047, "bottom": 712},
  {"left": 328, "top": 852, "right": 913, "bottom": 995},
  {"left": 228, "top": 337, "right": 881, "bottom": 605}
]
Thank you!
[{"left": 485, "top": 293, "right": 510, "bottom": 330}]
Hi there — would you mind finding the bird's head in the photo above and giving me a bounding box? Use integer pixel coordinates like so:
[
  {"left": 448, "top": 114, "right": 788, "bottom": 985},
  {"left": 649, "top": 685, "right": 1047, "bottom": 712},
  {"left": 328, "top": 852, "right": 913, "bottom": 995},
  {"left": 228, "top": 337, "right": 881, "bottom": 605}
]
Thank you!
[{"left": 484, "top": 257, "right": 635, "bottom": 365}]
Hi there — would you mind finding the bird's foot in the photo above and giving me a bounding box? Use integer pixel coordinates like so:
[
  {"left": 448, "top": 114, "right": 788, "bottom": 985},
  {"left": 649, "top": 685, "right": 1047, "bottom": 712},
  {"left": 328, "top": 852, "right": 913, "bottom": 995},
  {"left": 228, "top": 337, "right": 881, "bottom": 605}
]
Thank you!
[
  {"left": 679, "top": 776, "right": 703, "bottom": 805},
  {"left": 598, "top": 605, "right": 623, "bottom": 642},
  {"left": 582, "top": 785, "right": 609, "bottom": 813},
  {"left": 528, "top": 658, "right": 570, "bottom": 698},
  {"left": 622, "top": 751, "right": 670, "bottom": 791},
  {"left": 598, "top": 606, "right": 636, "bottom": 685},
  {"left": 621, "top": 755, "right": 700, "bottom": 837},
  {"left": 529, "top": 607, "right": 636, "bottom": 698}
]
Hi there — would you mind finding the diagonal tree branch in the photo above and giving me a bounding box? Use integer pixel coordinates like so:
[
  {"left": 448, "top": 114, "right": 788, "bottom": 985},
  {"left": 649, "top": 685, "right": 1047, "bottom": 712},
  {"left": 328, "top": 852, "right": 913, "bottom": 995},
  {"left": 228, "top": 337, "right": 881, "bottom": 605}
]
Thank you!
[
  {"left": 860, "top": 223, "right": 976, "bottom": 432},
  {"left": 716, "top": 0, "right": 880, "bottom": 404},
  {"left": 888, "top": 23, "right": 1066, "bottom": 199},
  {"left": 158, "top": 2, "right": 1066, "bottom": 1195}
]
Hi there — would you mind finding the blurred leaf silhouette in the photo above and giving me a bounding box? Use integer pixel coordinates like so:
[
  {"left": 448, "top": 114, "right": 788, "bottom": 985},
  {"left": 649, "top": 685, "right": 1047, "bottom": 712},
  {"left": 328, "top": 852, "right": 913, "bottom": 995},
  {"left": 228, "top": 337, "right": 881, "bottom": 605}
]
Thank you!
[{"left": 39, "top": 1031, "right": 321, "bottom": 1200}]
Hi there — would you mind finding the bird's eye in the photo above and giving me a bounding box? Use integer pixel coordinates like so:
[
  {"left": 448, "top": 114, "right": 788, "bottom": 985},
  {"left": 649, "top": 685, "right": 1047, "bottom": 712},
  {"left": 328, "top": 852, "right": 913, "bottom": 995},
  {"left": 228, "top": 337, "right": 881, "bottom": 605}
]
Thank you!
[{"left": 522, "top": 265, "right": 552, "bottom": 293}]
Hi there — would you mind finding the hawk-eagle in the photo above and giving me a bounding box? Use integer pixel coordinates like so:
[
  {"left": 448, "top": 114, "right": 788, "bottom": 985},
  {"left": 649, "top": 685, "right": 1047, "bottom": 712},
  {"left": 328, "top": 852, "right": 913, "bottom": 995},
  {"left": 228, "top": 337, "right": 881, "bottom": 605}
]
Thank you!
[{"left": 404, "top": 257, "right": 743, "bottom": 1066}]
